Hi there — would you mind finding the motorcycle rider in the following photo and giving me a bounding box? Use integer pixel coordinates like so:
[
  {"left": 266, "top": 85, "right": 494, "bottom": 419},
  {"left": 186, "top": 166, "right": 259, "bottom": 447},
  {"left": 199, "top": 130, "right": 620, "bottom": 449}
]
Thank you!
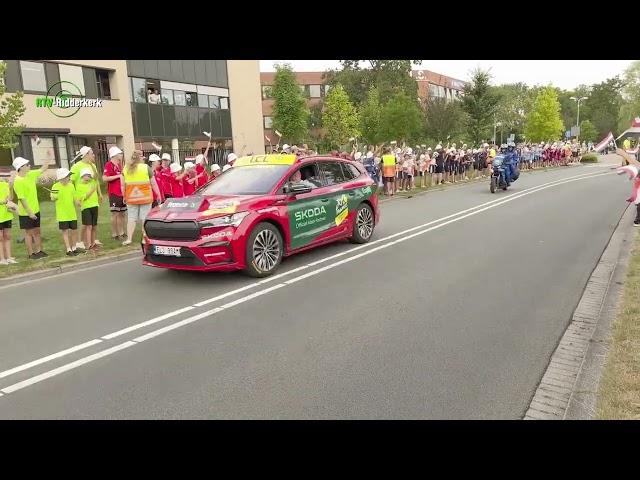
[{"left": 502, "top": 142, "right": 518, "bottom": 186}]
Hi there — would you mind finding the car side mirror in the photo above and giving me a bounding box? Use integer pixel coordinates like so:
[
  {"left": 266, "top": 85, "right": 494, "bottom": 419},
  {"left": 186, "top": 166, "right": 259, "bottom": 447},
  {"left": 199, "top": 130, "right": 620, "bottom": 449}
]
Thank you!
[{"left": 283, "top": 181, "right": 312, "bottom": 196}]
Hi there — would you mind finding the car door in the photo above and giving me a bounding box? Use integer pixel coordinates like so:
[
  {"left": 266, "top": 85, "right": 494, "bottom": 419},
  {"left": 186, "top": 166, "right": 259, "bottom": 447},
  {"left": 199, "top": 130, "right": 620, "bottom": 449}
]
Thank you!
[{"left": 285, "top": 162, "right": 336, "bottom": 251}]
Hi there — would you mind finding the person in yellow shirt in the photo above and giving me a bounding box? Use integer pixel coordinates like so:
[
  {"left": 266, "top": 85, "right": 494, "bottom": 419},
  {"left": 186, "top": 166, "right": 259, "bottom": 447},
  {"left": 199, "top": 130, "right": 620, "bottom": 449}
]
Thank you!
[
  {"left": 71, "top": 146, "right": 103, "bottom": 250},
  {"left": 51, "top": 168, "right": 80, "bottom": 256},
  {"left": 0, "top": 171, "right": 18, "bottom": 265},
  {"left": 623, "top": 138, "right": 630, "bottom": 151},
  {"left": 75, "top": 168, "right": 100, "bottom": 251},
  {"left": 12, "top": 156, "right": 50, "bottom": 260}
]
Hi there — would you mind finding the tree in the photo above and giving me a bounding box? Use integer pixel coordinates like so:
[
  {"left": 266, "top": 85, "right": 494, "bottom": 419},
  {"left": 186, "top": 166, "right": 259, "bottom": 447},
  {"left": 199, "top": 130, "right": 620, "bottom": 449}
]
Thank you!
[
  {"left": 461, "top": 68, "right": 501, "bottom": 143},
  {"left": 493, "top": 83, "right": 533, "bottom": 139},
  {"left": 424, "top": 97, "right": 466, "bottom": 143},
  {"left": 524, "top": 87, "right": 564, "bottom": 142},
  {"left": 579, "top": 120, "right": 598, "bottom": 143},
  {"left": 0, "top": 61, "right": 26, "bottom": 150},
  {"left": 271, "top": 63, "right": 309, "bottom": 144},
  {"left": 359, "top": 86, "right": 383, "bottom": 145},
  {"left": 585, "top": 77, "right": 623, "bottom": 138},
  {"left": 322, "top": 84, "right": 360, "bottom": 150},
  {"left": 618, "top": 61, "right": 640, "bottom": 132},
  {"left": 325, "top": 60, "right": 421, "bottom": 108},
  {"left": 557, "top": 85, "right": 591, "bottom": 132},
  {"left": 378, "top": 91, "right": 423, "bottom": 144}
]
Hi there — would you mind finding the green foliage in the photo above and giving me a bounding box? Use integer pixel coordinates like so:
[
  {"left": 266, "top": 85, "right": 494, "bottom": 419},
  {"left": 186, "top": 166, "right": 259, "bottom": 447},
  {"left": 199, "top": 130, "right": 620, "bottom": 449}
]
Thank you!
[
  {"left": 525, "top": 87, "right": 564, "bottom": 142},
  {"left": 424, "top": 97, "right": 466, "bottom": 142},
  {"left": 461, "top": 68, "right": 501, "bottom": 143},
  {"left": 271, "top": 64, "right": 309, "bottom": 144},
  {"left": 322, "top": 84, "right": 360, "bottom": 150},
  {"left": 378, "top": 91, "right": 423, "bottom": 144},
  {"left": 359, "top": 86, "right": 383, "bottom": 145},
  {"left": 493, "top": 83, "right": 533, "bottom": 137},
  {"left": 585, "top": 77, "right": 623, "bottom": 138},
  {"left": 618, "top": 61, "right": 640, "bottom": 132},
  {"left": 0, "top": 61, "right": 26, "bottom": 150},
  {"left": 581, "top": 153, "right": 598, "bottom": 163},
  {"left": 579, "top": 119, "right": 598, "bottom": 142}
]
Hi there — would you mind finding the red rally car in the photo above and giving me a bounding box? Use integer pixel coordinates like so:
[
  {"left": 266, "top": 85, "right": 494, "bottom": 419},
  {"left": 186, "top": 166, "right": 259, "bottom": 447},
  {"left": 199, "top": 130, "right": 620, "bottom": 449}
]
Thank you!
[{"left": 142, "top": 154, "right": 380, "bottom": 277}]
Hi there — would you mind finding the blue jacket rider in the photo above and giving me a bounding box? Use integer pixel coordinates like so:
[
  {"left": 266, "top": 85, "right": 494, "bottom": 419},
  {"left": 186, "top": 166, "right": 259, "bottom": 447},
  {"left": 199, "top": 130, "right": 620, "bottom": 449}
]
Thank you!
[{"left": 503, "top": 142, "right": 518, "bottom": 184}]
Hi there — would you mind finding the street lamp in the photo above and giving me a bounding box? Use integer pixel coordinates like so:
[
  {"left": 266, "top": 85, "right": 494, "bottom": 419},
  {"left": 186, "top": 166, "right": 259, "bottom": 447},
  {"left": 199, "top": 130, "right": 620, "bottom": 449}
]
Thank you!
[
  {"left": 569, "top": 96, "right": 588, "bottom": 140},
  {"left": 493, "top": 122, "right": 501, "bottom": 144}
]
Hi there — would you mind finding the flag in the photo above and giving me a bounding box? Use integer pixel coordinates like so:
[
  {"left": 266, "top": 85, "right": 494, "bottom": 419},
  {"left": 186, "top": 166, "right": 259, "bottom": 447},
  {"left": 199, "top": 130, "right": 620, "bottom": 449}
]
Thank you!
[
  {"left": 274, "top": 130, "right": 282, "bottom": 137},
  {"left": 593, "top": 132, "right": 614, "bottom": 153},
  {"left": 632, "top": 117, "right": 640, "bottom": 128}
]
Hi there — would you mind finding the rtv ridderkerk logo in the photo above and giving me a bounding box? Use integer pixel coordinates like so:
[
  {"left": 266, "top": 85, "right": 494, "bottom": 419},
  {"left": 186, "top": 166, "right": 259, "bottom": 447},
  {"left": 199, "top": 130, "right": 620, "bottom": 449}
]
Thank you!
[{"left": 35, "top": 80, "right": 103, "bottom": 118}]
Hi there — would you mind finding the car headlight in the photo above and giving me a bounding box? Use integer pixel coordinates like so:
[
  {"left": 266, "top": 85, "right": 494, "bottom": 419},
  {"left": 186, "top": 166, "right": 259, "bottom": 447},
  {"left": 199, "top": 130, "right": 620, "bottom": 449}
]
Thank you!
[{"left": 199, "top": 211, "right": 250, "bottom": 228}]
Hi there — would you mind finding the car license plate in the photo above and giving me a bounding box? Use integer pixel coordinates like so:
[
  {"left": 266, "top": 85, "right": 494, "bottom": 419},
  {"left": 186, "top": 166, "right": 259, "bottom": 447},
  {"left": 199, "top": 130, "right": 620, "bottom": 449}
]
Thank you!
[{"left": 153, "top": 246, "right": 181, "bottom": 257}]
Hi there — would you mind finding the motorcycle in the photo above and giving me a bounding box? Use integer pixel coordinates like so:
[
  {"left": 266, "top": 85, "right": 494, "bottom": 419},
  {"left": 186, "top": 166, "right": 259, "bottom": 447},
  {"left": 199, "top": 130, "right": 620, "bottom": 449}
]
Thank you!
[{"left": 490, "top": 155, "right": 509, "bottom": 193}]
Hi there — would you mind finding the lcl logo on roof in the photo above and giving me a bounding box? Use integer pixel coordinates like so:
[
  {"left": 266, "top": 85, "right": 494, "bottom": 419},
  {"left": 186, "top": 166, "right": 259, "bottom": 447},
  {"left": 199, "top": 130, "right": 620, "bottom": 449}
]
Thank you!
[{"left": 35, "top": 81, "right": 104, "bottom": 118}]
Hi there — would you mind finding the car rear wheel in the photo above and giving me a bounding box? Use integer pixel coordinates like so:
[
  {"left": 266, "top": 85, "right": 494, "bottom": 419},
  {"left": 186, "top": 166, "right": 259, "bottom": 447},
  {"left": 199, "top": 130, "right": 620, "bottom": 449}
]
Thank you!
[
  {"left": 349, "top": 203, "right": 375, "bottom": 244},
  {"left": 244, "top": 222, "right": 283, "bottom": 277}
]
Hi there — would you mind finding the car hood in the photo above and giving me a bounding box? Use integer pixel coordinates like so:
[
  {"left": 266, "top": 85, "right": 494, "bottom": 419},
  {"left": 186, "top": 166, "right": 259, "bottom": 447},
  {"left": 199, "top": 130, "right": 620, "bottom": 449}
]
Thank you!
[{"left": 147, "top": 194, "right": 266, "bottom": 221}]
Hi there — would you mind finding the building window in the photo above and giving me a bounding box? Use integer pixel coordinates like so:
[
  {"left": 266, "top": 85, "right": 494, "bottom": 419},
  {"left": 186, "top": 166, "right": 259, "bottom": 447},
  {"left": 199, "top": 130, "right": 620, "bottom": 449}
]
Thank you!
[
  {"left": 131, "top": 77, "right": 147, "bottom": 103},
  {"left": 95, "top": 69, "right": 111, "bottom": 99},
  {"left": 262, "top": 85, "right": 272, "bottom": 99},
  {"left": 146, "top": 80, "right": 161, "bottom": 104},
  {"left": 428, "top": 83, "right": 438, "bottom": 98},
  {"left": 161, "top": 89, "right": 174, "bottom": 105},
  {"left": 438, "top": 85, "right": 446, "bottom": 98},
  {"left": 220, "top": 97, "right": 229, "bottom": 110},
  {"left": 309, "top": 85, "right": 322, "bottom": 98},
  {"left": 31, "top": 136, "right": 56, "bottom": 166},
  {"left": 209, "top": 95, "right": 220, "bottom": 109},
  {"left": 173, "top": 90, "right": 186, "bottom": 106},
  {"left": 198, "top": 94, "right": 208, "bottom": 108},
  {"left": 59, "top": 64, "right": 86, "bottom": 95},
  {"left": 19, "top": 61, "right": 47, "bottom": 92},
  {"left": 323, "top": 85, "right": 331, "bottom": 96},
  {"left": 57, "top": 136, "right": 69, "bottom": 169},
  {"left": 185, "top": 92, "right": 198, "bottom": 107},
  {"left": 264, "top": 116, "right": 273, "bottom": 129}
]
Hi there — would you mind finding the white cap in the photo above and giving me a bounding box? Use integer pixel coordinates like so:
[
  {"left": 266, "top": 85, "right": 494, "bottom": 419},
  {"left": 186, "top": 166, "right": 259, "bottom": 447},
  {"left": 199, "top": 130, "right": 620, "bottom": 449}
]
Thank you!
[
  {"left": 483, "top": 143, "right": 489, "bottom": 147},
  {"left": 55, "top": 167, "right": 71, "bottom": 180},
  {"left": 366, "top": 152, "right": 373, "bottom": 159},
  {"left": 12, "top": 157, "right": 30, "bottom": 171},
  {"left": 79, "top": 146, "right": 92, "bottom": 158},
  {"left": 148, "top": 154, "right": 161, "bottom": 163},
  {"left": 80, "top": 168, "right": 93, "bottom": 178},
  {"left": 108, "top": 146, "right": 123, "bottom": 158},
  {"left": 227, "top": 153, "right": 237, "bottom": 163},
  {"left": 281, "top": 144, "right": 290, "bottom": 152},
  {"left": 354, "top": 152, "right": 362, "bottom": 161},
  {"left": 406, "top": 147, "right": 413, "bottom": 154},
  {"left": 435, "top": 144, "right": 442, "bottom": 150},
  {"left": 183, "top": 162, "right": 195, "bottom": 170},
  {"left": 222, "top": 164, "right": 232, "bottom": 172},
  {"left": 170, "top": 163, "right": 182, "bottom": 173},
  {"left": 211, "top": 164, "right": 221, "bottom": 172},
  {"left": 161, "top": 153, "right": 172, "bottom": 161},
  {"left": 195, "top": 154, "right": 205, "bottom": 164},
  {"left": 427, "top": 147, "right": 432, "bottom": 151}
]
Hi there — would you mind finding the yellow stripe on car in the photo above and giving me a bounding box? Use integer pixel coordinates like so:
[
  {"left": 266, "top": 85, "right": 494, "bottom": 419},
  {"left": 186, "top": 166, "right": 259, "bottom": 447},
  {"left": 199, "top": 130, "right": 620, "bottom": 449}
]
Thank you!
[{"left": 234, "top": 154, "right": 297, "bottom": 167}]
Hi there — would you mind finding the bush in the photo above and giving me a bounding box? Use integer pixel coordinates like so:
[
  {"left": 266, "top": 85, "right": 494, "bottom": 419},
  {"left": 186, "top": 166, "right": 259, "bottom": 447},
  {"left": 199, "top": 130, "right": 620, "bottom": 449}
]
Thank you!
[{"left": 581, "top": 153, "right": 598, "bottom": 163}]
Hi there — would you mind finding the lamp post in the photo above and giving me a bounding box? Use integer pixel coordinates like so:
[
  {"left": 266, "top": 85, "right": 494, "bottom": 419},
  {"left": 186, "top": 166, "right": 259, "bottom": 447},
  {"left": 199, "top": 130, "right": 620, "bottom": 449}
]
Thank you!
[
  {"left": 569, "top": 96, "right": 588, "bottom": 141},
  {"left": 493, "top": 121, "right": 501, "bottom": 144}
]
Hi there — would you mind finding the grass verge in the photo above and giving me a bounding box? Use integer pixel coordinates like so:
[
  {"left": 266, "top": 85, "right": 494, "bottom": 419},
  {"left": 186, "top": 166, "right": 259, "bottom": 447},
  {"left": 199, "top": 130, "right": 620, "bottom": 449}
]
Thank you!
[
  {"left": 0, "top": 197, "right": 142, "bottom": 279},
  {"left": 596, "top": 231, "right": 640, "bottom": 419}
]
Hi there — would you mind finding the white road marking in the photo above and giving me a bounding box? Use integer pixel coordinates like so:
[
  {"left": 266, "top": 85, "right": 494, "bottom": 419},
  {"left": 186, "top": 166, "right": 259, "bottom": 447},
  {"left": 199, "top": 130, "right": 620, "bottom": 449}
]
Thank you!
[
  {"left": 101, "top": 306, "right": 195, "bottom": 340},
  {"left": 0, "top": 339, "right": 103, "bottom": 379},
  {"left": 0, "top": 342, "right": 136, "bottom": 394},
  {"left": 0, "top": 171, "right": 611, "bottom": 394}
]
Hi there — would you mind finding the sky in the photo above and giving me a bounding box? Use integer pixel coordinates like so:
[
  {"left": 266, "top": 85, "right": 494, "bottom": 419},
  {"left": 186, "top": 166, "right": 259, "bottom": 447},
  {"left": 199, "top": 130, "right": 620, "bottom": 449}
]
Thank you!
[{"left": 260, "top": 60, "right": 634, "bottom": 90}]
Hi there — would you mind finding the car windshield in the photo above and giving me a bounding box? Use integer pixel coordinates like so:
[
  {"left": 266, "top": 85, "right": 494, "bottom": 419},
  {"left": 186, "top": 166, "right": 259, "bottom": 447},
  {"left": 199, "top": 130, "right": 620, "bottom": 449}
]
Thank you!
[{"left": 199, "top": 165, "right": 290, "bottom": 196}]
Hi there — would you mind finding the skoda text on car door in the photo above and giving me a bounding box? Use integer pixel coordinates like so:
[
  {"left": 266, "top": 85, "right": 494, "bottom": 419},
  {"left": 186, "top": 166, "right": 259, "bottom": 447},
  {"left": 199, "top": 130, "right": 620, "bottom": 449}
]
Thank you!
[{"left": 142, "top": 154, "right": 380, "bottom": 277}]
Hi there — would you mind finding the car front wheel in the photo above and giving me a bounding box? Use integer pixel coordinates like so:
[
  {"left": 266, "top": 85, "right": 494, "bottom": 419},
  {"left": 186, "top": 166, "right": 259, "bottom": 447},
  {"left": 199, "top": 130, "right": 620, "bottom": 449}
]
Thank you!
[{"left": 244, "top": 222, "right": 283, "bottom": 277}]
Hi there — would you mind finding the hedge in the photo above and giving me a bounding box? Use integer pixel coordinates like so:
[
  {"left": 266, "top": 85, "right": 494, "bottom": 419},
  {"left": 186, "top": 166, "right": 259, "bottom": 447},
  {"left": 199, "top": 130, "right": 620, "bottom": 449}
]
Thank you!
[{"left": 581, "top": 153, "right": 598, "bottom": 163}]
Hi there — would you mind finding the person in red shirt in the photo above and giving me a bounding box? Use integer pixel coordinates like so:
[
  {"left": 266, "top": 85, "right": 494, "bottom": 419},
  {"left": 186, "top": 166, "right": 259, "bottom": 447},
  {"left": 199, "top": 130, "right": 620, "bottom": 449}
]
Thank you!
[
  {"left": 209, "top": 163, "right": 221, "bottom": 181},
  {"left": 159, "top": 153, "right": 173, "bottom": 198},
  {"left": 194, "top": 154, "right": 209, "bottom": 188},
  {"left": 103, "top": 146, "right": 126, "bottom": 240},
  {"left": 169, "top": 163, "right": 185, "bottom": 198},
  {"left": 148, "top": 154, "right": 164, "bottom": 207},
  {"left": 182, "top": 162, "right": 197, "bottom": 196}
]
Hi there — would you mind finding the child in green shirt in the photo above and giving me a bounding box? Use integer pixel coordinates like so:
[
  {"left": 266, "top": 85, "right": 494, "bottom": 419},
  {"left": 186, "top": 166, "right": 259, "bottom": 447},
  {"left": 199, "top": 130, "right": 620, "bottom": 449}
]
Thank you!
[
  {"left": 75, "top": 168, "right": 99, "bottom": 251},
  {"left": 0, "top": 172, "right": 18, "bottom": 265},
  {"left": 51, "top": 168, "right": 80, "bottom": 256}
]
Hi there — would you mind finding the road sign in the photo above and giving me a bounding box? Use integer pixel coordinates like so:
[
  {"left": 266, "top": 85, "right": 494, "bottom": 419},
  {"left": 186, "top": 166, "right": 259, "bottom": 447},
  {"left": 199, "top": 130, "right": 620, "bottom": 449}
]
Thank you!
[
  {"left": 571, "top": 126, "right": 580, "bottom": 138},
  {"left": 565, "top": 131, "right": 571, "bottom": 139}
]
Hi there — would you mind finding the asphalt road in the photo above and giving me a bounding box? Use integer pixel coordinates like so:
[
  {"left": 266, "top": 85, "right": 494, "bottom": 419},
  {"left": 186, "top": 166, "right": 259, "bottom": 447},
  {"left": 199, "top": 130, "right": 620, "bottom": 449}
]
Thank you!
[{"left": 0, "top": 162, "right": 629, "bottom": 419}]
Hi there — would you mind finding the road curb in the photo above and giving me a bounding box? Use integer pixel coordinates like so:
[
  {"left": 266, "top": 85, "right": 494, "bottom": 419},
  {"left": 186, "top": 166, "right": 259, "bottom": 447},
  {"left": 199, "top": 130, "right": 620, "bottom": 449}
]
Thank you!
[
  {"left": 524, "top": 203, "right": 638, "bottom": 420},
  {"left": 0, "top": 250, "right": 140, "bottom": 287}
]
